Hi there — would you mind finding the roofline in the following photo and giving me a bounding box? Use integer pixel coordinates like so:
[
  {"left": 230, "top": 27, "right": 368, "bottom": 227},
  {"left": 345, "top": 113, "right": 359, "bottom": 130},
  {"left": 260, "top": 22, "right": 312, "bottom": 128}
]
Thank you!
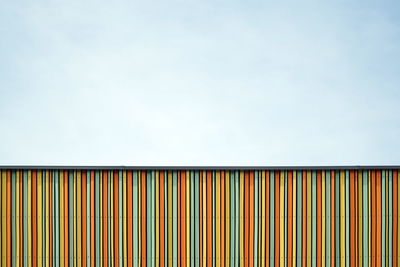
[{"left": 0, "top": 165, "right": 399, "bottom": 170}]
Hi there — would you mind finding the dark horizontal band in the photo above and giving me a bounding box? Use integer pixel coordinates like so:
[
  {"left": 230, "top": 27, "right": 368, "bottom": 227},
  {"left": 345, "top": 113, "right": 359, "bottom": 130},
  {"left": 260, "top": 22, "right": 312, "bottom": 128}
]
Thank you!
[{"left": 0, "top": 165, "right": 399, "bottom": 170}]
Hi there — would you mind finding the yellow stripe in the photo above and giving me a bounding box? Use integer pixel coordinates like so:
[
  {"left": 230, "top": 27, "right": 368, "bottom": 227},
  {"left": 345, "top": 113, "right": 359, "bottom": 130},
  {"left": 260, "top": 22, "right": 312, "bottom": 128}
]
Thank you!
[
  {"left": 226, "top": 171, "right": 230, "bottom": 266},
  {"left": 322, "top": 171, "right": 326, "bottom": 266},
  {"left": 307, "top": 170, "right": 311, "bottom": 266},
  {"left": 216, "top": 170, "right": 221, "bottom": 267},
  {"left": 28, "top": 170, "right": 32, "bottom": 267},
  {"left": 38, "top": 171, "right": 43, "bottom": 267},
  {"left": 168, "top": 171, "right": 173, "bottom": 267},
  {"left": 293, "top": 170, "right": 297, "bottom": 267},
  {"left": 239, "top": 170, "right": 244, "bottom": 266},
  {"left": 155, "top": 171, "right": 160, "bottom": 267},
  {"left": 340, "top": 170, "right": 345, "bottom": 267},
  {"left": 279, "top": 171, "right": 284, "bottom": 267}
]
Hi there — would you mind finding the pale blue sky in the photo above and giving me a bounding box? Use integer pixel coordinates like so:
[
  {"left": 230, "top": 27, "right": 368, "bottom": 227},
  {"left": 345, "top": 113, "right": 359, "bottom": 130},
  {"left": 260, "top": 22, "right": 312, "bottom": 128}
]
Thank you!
[{"left": 1, "top": 0, "right": 399, "bottom": 165}]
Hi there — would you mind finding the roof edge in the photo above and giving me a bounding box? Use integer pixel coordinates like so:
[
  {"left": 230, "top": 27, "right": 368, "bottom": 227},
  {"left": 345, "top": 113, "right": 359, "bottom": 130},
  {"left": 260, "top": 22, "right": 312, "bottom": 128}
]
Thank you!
[{"left": 0, "top": 165, "right": 399, "bottom": 170}]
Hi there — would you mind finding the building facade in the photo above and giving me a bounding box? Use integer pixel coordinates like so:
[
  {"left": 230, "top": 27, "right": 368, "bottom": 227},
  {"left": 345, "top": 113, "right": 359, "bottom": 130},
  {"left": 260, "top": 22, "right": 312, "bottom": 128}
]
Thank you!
[{"left": 0, "top": 166, "right": 399, "bottom": 266}]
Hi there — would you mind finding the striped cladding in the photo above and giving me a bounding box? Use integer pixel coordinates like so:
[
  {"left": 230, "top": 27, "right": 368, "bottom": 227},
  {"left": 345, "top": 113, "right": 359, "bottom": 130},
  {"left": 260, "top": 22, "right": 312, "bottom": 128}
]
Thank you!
[{"left": 0, "top": 168, "right": 399, "bottom": 266}]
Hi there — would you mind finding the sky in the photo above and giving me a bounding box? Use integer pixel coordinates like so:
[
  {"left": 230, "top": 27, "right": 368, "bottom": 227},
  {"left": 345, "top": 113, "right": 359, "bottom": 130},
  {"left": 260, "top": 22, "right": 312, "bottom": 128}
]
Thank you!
[{"left": 1, "top": 0, "right": 400, "bottom": 166}]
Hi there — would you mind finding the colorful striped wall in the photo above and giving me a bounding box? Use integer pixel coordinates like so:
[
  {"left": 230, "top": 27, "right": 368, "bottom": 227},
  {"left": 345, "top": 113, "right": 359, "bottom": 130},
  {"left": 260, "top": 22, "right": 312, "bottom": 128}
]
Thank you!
[{"left": 0, "top": 167, "right": 399, "bottom": 266}]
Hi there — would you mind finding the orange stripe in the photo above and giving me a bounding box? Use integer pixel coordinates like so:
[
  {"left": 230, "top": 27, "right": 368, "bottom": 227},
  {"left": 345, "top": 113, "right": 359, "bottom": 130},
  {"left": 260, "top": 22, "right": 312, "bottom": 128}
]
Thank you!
[
  {"left": 249, "top": 171, "right": 254, "bottom": 267},
  {"left": 113, "top": 171, "right": 119, "bottom": 267},
  {"left": 302, "top": 170, "right": 307, "bottom": 267},
  {"left": 330, "top": 170, "right": 335, "bottom": 267},
  {"left": 206, "top": 171, "right": 212, "bottom": 266},
  {"left": 287, "top": 171, "right": 293, "bottom": 267},
  {"left": 82, "top": 171, "right": 87, "bottom": 267},
  {"left": 221, "top": 171, "right": 226, "bottom": 267},
  {"left": 141, "top": 171, "right": 147, "bottom": 267},
  {"left": 265, "top": 171, "right": 270, "bottom": 267},
  {"left": 160, "top": 171, "right": 165, "bottom": 267},
  {"left": 394, "top": 170, "right": 398, "bottom": 267},
  {"left": 90, "top": 171, "right": 95, "bottom": 265},
  {"left": 127, "top": 171, "right": 133, "bottom": 267},
  {"left": 274, "top": 170, "right": 280, "bottom": 267}
]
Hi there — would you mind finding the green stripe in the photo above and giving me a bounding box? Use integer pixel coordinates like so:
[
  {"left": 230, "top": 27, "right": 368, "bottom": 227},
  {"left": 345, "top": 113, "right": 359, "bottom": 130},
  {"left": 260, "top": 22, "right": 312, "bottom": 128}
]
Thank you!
[{"left": 326, "top": 171, "right": 331, "bottom": 267}]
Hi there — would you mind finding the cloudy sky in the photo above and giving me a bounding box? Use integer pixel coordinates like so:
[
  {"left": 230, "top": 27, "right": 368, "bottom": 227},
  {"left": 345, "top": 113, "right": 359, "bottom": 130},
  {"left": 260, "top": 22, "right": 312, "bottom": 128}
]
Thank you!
[{"left": 1, "top": 0, "right": 399, "bottom": 166}]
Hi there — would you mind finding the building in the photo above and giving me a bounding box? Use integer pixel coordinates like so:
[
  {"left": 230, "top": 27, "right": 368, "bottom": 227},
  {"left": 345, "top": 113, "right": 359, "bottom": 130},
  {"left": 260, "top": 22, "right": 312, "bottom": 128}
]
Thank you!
[{"left": 0, "top": 166, "right": 398, "bottom": 266}]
